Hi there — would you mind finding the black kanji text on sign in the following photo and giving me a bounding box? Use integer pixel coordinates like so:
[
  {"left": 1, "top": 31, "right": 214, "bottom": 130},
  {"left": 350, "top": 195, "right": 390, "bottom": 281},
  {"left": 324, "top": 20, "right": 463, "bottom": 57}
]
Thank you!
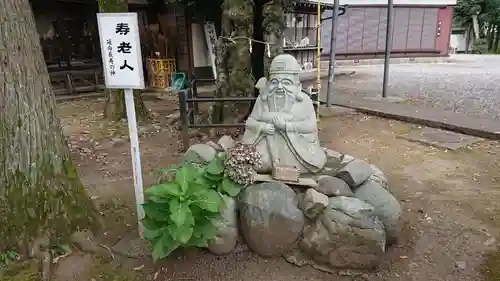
[
  {"left": 120, "top": 60, "right": 134, "bottom": 71},
  {"left": 117, "top": 42, "right": 132, "bottom": 54},
  {"left": 115, "top": 23, "right": 130, "bottom": 35}
]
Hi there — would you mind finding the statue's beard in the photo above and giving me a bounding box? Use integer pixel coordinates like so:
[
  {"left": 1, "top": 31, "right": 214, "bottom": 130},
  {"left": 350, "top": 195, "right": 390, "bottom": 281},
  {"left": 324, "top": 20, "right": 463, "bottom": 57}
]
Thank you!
[
  {"left": 271, "top": 87, "right": 294, "bottom": 99},
  {"left": 270, "top": 88, "right": 296, "bottom": 111},
  {"left": 261, "top": 84, "right": 303, "bottom": 104}
]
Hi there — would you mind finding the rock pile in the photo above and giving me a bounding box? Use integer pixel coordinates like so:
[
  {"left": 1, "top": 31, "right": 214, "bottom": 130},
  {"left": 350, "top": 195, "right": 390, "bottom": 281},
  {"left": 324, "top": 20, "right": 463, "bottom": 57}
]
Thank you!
[{"left": 182, "top": 136, "right": 402, "bottom": 273}]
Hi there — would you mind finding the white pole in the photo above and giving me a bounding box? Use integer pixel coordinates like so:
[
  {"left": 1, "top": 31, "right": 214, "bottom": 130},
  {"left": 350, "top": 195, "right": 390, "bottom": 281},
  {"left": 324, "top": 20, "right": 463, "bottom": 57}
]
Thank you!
[{"left": 124, "top": 88, "right": 145, "bottom": 238}]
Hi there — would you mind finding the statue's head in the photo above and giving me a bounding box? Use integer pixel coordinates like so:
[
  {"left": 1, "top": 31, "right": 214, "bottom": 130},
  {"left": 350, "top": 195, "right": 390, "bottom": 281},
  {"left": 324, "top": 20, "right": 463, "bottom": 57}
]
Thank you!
[{"left": 262, "top": 54, "right": 303, "bottom": 102}]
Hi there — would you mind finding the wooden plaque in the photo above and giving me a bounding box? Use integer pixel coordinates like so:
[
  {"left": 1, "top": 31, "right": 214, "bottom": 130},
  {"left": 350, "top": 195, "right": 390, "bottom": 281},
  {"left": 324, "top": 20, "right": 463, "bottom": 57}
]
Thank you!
[{"left": 272, "top": 165, "right": 300, "bottom": 183}]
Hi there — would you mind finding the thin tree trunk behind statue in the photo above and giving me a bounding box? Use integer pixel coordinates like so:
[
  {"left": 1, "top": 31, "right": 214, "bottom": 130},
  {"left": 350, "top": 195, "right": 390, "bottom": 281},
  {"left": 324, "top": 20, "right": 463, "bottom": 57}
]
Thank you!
[{"left": 213, "top": 0, "right": 255, "bottom": 124}]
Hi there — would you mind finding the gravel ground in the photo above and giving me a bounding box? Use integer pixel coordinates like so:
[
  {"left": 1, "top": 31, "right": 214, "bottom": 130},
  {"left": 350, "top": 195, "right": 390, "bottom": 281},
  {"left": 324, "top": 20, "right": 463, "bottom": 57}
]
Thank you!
[{"left": 331, "top": 54, "right": 500, "bottom": 120}]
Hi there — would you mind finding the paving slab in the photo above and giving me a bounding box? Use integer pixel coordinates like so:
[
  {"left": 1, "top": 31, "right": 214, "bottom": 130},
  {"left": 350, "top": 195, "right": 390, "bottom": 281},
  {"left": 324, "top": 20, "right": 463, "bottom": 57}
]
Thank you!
[
  {"left": 398, "top": 127, "right": 483, "bottom": 150},
  {"left": 318, "top": 105, "right": 358, "bottom": 117},
  {"left": 363, "top": 96, "right": 407, "bottom": 103},
  {"left": 330, "top": 95, "right": 500, "bottom": 140}
]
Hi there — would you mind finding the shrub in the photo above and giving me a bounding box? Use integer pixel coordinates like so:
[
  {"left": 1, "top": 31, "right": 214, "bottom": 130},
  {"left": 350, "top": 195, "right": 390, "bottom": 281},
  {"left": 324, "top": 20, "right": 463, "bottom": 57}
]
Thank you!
[{"left": 142, "top": 153, "right": 244, "bottom": 262}]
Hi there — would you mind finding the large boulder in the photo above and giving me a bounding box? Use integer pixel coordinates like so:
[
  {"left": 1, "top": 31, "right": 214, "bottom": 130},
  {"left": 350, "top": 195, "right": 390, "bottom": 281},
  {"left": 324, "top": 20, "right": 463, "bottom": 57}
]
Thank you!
[
  {"left": 321, "top": 149, "right": 354, "bottom": 175},
  {"left": 239, "top": 182, "right": 305, "bottom": 257},
  {"left": 297, "top": 196, "right": 386, "bottom": 270},
  {"left": 368, "top": 164, "right": 388, "bottom": 190},
  {"left": 334, "top": 159, "right": 374, "bottom": 188},
  {"left": 217, "top": 135, "right": 236, "bottom": 151},
  {"left": 323, "top": 148, "right": 343, "bottom": 171},
  {"left": 208, "top": 196, "right": 239, "bottom": 255},
  {"left": 316, "top": 176, "right": 353, "bottom": 197},
  {"left": 354, "top": 179, "right": 402, "bottom": 243},
  {"left": 299, "top": 189, "right": 329, "bottom": 219},
  {"left": 181, "top": 143, "right": 216, "bottom": 164}
]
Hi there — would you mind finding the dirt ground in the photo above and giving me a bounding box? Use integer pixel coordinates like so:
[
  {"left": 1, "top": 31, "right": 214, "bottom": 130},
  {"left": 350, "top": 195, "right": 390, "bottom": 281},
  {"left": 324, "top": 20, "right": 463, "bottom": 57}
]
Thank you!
[{"left": 24, "top": 95, "right": 500, "bottom": 281}]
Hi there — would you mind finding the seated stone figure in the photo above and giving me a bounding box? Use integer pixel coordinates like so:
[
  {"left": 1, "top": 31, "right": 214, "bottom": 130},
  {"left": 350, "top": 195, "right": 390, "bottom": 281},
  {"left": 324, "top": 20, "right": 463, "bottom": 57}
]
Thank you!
[{"left": 241, "top": 54, "right": 327, "bottom": 174}]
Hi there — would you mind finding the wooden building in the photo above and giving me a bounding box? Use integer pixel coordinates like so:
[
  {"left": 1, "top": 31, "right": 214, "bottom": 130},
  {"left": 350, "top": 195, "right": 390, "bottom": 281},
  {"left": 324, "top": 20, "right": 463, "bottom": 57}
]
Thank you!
[
  {"left": 318, "top": 0, "right": 456, "bottom": 59},
  {"left": 30, "top": 0, "right": 194, "bottom": 95}
]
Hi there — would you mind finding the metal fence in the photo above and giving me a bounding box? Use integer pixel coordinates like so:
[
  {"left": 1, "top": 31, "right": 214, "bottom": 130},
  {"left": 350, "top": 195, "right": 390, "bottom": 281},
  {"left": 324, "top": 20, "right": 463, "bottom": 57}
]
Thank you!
[{"left": 177, "top": 88, "right": 319, "bottom": 151}]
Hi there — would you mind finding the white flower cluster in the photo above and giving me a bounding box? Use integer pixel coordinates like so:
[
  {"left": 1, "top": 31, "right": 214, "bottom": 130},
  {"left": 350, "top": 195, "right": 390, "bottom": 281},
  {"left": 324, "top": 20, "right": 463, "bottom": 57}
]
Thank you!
[{"left": 224, "top": 143, "right": 262, "bottom": 186}]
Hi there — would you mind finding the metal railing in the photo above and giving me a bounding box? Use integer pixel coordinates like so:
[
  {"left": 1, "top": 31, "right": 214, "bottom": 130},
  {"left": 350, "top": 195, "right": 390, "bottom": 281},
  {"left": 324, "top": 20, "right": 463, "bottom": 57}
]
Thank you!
[{"left": 177, "top": 88, "right": 320, "bottom": 151}]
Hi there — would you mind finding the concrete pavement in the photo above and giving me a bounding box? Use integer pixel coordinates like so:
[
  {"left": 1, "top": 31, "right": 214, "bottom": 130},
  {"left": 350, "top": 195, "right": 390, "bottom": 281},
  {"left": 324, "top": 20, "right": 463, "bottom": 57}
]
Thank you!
[
  {"left": 329, "top": 54, "right": 500, "bottom": 120},
  {"left": 326, "top": 95, "right": 500, "bottom": 140}
]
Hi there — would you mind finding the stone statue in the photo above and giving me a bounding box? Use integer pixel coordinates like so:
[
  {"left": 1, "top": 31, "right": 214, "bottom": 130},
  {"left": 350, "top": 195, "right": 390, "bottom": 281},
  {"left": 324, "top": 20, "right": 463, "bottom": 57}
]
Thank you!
[{"left": 241, "top": 54, "right": 327, "bottom": 174}]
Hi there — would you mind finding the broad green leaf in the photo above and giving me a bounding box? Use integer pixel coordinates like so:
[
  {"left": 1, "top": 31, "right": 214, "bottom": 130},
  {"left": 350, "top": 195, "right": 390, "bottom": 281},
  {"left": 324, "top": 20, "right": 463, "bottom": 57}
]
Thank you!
[
  {"left": 221, "top": 177, "right": 242, "bottom": 197},
  {"left": 169, "top": 223, "right": 194, "bottom": 244},
  {"left": 151, "top": 233, "right": 180, "bottom": 262},
  {"left": 142, "top": 202, "right": 169, "bottom": 221},
  {"left": 169, "top": 199, "right": 193, "bottom": 226},
  {"left": 203, "top": 173, "right": 223, "bottom": 187},
  {"left": 5, "top": 251, "right": 18, "bottom": 260},
  {"left": 205, "top": 156, "right": 224, "bottom": 176},
  {"left": 186, "top": 235, "right": 209, "bottom": 248},
  {"left": 194, "top": 218, "right": 218, "bottom": 239},
  {"left": 143, "top": 225, "right": 165, "bottom": 241},
  {"left": 192, "top": 163, "right": 205, "bottom": 174},
  {"left": 185, "top": 182, "right": 207, "bottom": 198},
  {"left": 175, "top": 166, "right": 194, "bottom": 193},
  {"left": 194, "top": 176, "right": 209, "bottom": 187},
  {"left": 142, "top": 215, "right": 164, "bottom": 230},
  {"left": 151, "top": 235, "right": 166, "bottom": 262},
  {"left": 145, "top": 182, "right": 183, "bottom": 199},
  {"left": 58, "top": 244, "right": 72, "bottom": 254},
  {"left": 192, "top": 189, "right": 222, "bottom": 212}
]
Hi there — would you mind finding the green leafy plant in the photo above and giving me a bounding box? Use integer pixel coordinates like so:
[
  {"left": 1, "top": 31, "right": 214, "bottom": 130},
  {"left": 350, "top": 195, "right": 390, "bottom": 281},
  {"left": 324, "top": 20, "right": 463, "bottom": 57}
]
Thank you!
[
  {"left": 142, "top": 153, "right": 244, "bottom": 262},
  {"left": 0, "top": 250, "right": 19, "bottom": 269}
]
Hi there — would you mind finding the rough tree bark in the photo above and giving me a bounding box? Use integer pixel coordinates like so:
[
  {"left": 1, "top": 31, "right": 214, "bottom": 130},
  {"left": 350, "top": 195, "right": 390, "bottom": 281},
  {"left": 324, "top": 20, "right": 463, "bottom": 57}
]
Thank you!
[
  {"left": 494, "top": 24, "right": 500, "bottom": 52},
  {"left": 487, "top": 22, "right": 494, "bottom": 51},
  {"left": 213, "top": 0, "right": 255, "bottom": 123},
  {"left": 98, "top": 0, "right": 149, "bottom": 121},
  {"left": 262, "top": 0, "right": 287, "bottom": 76},
  {"left": 0, "top": 0, "right": 100, "bottom": 262},
  {"left": 465, "top": 25, "right": 471, "bottom": 53}
]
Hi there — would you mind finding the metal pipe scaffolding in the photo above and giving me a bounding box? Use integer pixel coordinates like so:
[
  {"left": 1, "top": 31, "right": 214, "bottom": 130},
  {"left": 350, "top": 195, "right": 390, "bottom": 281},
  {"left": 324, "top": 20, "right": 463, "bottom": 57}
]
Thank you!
[
  {"left": 326, "top": 0, "right": 340, "bottom": 107},
  {"left": 382, "top": 0, "right": 394, "bottom": 98}
]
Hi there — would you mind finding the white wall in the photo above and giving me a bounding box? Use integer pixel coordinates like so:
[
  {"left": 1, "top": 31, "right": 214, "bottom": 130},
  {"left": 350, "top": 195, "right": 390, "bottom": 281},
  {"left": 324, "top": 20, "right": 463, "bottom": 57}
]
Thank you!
[
  {"left": 308, "top": 0, "right": 456, "bottom": 5},
  {"left": 191, "top": 23, "right": 211, "bottom": 67},
  {"left": 450, "top": 34, "right": 471, "bottom": 52}
]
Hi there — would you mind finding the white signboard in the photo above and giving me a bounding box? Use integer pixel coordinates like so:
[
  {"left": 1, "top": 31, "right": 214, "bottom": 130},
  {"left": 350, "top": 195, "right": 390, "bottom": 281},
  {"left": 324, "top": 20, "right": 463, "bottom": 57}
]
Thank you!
[
  {"left": 204, "top": 22, "right": 218, "bottom": 80},
  {"left": 97, "top": 13, "right": 145, "bottom": 89}
]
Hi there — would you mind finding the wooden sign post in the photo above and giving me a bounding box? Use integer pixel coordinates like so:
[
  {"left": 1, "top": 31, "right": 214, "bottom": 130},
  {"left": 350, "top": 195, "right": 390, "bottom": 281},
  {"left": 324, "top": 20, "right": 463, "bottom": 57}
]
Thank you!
[{"left": 97, "top": 12, "right": 146, "bottom": 238}]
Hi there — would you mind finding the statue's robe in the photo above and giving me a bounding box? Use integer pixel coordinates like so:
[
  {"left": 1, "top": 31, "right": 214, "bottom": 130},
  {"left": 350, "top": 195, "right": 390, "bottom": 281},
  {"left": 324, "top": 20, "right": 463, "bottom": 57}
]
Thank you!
[{"left": 241, "top": 90, "right": 326, "bottom": 174}]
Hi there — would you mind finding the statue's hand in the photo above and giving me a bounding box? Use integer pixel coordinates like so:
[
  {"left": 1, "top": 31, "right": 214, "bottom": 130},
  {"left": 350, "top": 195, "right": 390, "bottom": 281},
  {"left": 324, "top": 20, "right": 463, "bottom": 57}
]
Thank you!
[
  {"left": 264, "top": 123, "right": 275, "bottom": 135},
  {"left": 272, "top": 116, "right": 286, "bottom": 130}
]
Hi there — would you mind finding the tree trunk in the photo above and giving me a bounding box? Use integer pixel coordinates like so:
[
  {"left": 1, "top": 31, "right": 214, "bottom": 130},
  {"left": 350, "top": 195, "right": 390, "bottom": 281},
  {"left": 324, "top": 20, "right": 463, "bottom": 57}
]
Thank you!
[
  {"left": 213, "top": 0, "right": 255, "bottom": 123},
  {"left": 98, "top": 0, "right": 149, "bottom": 121},
  {"left": 262, "top": 0, "right": 287, "bottom": 76},
  {"left": 487, "top": 22, "right": 494, "bottom": 51},
  {"left": 0, "top": 0, "right": 100, "bottom": 253},
  {"left": 494, "top": 25, "right": 500, "bottom": 53},
  {"left": 465, "top": 24, "right": 472, "bottom": 54}
]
